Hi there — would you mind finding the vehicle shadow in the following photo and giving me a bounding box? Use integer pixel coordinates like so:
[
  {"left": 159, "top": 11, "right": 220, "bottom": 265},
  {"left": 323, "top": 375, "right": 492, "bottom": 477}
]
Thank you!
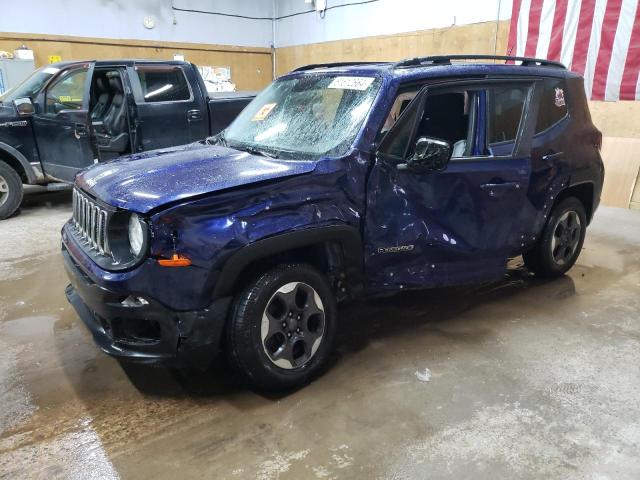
[{"left": 120, "top": 264, "right": 576, "bottom": 400}]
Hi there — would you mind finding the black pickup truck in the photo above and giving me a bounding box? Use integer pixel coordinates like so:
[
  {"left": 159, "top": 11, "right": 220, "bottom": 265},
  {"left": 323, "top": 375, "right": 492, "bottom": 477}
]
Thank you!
[{"left": 0, "top": 59, "right": 255, "bottom": 219}]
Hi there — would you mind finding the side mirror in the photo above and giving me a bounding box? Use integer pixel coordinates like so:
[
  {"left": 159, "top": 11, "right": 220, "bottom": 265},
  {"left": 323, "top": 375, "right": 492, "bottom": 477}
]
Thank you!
[
  {"left": 14, "top": 97, "right": 35, "bottom": 116},
  {"left": 405, "top": 136, "right": 452, "bottom": 172}
]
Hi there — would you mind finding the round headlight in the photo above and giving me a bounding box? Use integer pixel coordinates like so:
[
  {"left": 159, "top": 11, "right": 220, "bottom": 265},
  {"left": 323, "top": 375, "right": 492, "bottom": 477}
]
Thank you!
[{"left": 128, "top": 213, "right": 145, "bottom": 256}]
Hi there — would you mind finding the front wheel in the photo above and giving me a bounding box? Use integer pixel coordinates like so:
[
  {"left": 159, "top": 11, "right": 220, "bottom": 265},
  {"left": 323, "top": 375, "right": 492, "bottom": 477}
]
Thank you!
[
  {"left": 0, "top": 161, "right": 23, "bottom": 220},
  {"left": 523, "top": 197, "right": 587, "bottom": 277},
  {"left": 225, "top": 263, "right": 337, "bottom": 392}
]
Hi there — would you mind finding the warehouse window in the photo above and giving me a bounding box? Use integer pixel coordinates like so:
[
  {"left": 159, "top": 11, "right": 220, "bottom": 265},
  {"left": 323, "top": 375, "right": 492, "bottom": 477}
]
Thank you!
[
  {"left": 45, "top": 68, "right": 87, "bottom": 113},
  {"left": 535, "top": 78, "right": 568, "bottom": 133},
  {"left": 136, "top": 67, "right": 191, "bottom": 102}
]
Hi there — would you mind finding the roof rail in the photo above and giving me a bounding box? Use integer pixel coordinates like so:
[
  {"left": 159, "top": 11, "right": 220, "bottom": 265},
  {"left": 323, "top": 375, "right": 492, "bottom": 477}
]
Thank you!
[
  {"left": 394, "top": 55, "right": 566, "bottom": 69},
  {"left": 292, "top": 61, "right": 388, "bottom": 72}
]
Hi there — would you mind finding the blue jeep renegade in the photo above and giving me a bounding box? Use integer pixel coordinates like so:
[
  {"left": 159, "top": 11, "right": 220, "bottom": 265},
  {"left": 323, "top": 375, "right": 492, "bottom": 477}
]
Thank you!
[{"left": 62, "top": 55, "right": 604, "bottom": 391}]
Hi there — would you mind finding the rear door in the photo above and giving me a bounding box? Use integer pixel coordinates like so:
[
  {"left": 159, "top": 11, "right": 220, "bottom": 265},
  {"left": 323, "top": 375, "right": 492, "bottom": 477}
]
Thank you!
[
  {"left": 129, "top": 63, "right": 208, "bottom": 151},
  {"left": 365, "top": 78, "right": 538, "bottom": 290},
  {"left": 32, "top": 63, "right": 96, "bottom": 182}
]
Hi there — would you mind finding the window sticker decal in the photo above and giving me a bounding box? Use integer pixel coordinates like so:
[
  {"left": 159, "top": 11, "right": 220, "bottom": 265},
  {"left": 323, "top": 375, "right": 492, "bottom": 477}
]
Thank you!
[
  {"left": 328, "top": 76, "right": 375, "bottom": 91},
  {"left": 252, "top": 102, "right": 277, "bottom": 121},
  {"left": 554, "top": 87, "right": 566, "bottom": 107}
]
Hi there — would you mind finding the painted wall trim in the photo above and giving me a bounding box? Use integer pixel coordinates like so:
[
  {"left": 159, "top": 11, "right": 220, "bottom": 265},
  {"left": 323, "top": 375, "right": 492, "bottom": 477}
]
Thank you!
[{"left": 0, "top": 32, "right": 272, "bottom": 56}]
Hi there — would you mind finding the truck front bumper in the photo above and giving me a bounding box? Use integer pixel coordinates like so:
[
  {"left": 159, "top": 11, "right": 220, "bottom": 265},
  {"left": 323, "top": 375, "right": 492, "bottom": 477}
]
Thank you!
[{"left": 62, "top": 245, "right": 231, "bottom": 367}]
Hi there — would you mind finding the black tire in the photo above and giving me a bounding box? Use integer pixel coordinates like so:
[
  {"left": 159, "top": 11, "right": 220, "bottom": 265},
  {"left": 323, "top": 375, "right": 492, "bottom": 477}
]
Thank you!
[
  {"left": 225, "top": 263, "right": 337, "bottom": 392},
  {"left": 0, "top": 161, "right": 23, "bottom": 220},
  {"left": 523, "top": 197, "right": 587, "bottom": 278}
]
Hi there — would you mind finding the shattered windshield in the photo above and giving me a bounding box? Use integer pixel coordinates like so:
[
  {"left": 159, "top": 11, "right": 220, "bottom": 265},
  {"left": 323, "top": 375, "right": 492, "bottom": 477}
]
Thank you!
[
  {"left": 0, "top": 66, "right": 60, "bottom": 102},
  {"left": 224, "top": 74, "right": 381, "bottom": 158}
]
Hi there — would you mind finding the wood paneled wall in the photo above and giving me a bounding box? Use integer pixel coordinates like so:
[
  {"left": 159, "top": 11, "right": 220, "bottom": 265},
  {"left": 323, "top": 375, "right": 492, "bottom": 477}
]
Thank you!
[
  {"left": 0, "top": 33, "right": 273, "bottom": 91},
  {"left": 275, "top": 20, "right": 510, "bottom": 76}
]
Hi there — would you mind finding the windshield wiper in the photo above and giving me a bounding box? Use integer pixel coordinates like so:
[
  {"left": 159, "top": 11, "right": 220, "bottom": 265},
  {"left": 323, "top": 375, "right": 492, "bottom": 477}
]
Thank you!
[
  {"left": 206, "top": 130, "right": 227, "bottom": 147},
  {"left": 241, "top": 145, "right": 279, "bottom": 159},
  {"left": 206, "top": 134, "right": 279, "bottom": 159}
]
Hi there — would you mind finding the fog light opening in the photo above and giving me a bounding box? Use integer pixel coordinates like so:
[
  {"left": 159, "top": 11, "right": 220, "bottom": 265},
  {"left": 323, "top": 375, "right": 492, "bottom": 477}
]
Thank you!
[{"left": 121, "top": 295, "right": 149, "bottom": 307}]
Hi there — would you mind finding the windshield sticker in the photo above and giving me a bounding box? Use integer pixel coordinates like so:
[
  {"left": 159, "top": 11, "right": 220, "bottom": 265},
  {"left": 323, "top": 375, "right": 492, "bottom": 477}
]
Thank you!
[
  {"left": 252, "top": 103, "right": 277, "bottom": 121},
  {"left": 328, "top": 76, "right": 375, "bottom": 91},
  {"left": 554, "top": 87, "right": 565, "bottom": 107},
  {"left": 42, "top": 67, "right": 61, "bottom": 75}
]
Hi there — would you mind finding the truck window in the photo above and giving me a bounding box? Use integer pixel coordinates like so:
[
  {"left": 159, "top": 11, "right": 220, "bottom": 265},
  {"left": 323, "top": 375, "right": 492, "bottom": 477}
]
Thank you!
[
  {"left": 45, "top": 68, "right": 87, "bottom": 114},
  {"left": 136, "top": 67, "right": 191, "bottom": 102},
  {"left": 487, "top": 85, "right": 530, "bottom": 155},
  {"left": 535, "top": 78, "right": 568, "bottom": 133}
]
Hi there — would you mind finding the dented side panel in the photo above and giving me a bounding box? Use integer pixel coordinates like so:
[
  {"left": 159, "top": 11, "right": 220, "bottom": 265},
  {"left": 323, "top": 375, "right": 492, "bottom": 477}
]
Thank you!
[{"left": 364, "top": 155, "right": 531, "bottom": 291}]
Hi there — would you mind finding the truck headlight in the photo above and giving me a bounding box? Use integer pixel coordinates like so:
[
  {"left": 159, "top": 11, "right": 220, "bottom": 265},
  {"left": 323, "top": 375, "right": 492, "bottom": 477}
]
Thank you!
[{"left": 128, "top": 213, "right": 145, "bottom": 256}]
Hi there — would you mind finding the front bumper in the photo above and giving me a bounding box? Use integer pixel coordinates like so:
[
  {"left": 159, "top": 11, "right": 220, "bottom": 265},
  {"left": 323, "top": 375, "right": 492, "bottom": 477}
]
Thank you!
[{"left": 62, "top": 245, "right": 231, "bottom": 366}]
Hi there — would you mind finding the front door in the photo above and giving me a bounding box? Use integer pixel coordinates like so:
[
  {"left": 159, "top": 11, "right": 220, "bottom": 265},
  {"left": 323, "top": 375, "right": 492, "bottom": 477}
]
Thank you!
[
  {"left": 129, "top": 63, "right": 208, "bottom": 152},
  {"left": 32, "top": 63, "right": 95, "bottom": 182},
  {"left": 365, "top": 79, "right": 536, "bottom": 291}
]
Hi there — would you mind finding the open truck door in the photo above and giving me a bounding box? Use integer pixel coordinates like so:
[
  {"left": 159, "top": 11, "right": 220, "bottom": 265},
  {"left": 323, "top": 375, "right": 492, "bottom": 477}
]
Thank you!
[{"left": 32, "top": 62, "right": 96, "bottom": 182}]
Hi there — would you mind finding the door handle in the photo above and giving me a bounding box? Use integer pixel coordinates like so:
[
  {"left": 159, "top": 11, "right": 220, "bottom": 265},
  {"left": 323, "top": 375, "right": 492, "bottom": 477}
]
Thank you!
[
  {"left": 74, "top": 123, "right": 88, "bottom": 138},
  {"left": 187, "top": 109, "right": 203, "bottom": 121},
  {"left": 542, "top": 151, "right": 564, "bottom": 162},
  {"left": 480, "top": 182, "right": 521, "bottom": 197}
]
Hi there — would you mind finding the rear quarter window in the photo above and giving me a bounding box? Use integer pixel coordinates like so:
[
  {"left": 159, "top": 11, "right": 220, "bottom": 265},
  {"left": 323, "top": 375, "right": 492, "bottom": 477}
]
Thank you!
[
  {"left": 487, "top": 85, "right": 529, "bottom": 145},
  {"left": 535, "top": 78, "right": 568, "bottom": 133},
  {"left": 136, "top": 66, "right": 191, "bottom": 102}
]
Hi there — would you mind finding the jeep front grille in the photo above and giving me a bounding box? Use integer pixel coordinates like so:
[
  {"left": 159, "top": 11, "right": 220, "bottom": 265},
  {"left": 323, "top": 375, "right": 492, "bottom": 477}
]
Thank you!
[{"left": 72, "top": 188, "right": 110, "bottom": 255}]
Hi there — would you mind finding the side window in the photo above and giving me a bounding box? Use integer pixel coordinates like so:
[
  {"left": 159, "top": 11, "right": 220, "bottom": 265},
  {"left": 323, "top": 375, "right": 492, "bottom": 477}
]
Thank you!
[
  {"left": 487, "top": 85, "right": 530, "bottom": 155},
  {"left": 378, "top": 91, "right": 422, "bottom": 159},
  {"left": 380, "top": 89, "right": 477, "bottom": 160},
  {"left": 136, "top": 67, "right": 191, "bottom": 102},
  {"left": 535, "top": 78, "right": 568, "bottom": 133},
  {"left": 381, "top": 90, "right": 419, "bottom": 134},
  {"left": 45, "top": 68, "right": 87, "bottom": 114},
  {"left": 415, "top": 91, "right": 473, "bottom": 158}
]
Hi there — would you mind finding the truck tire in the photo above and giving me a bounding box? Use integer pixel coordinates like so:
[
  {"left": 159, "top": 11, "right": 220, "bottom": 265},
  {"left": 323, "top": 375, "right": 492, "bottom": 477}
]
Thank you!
[
  {"left": 523, "top": 197, "right": 587, "bottom": 278},
  {"left": 226, "top": 263, "right": 337, "bottom": 392},
  {"left": 0, "top": 161, "right": 23, "bottom": 220}
]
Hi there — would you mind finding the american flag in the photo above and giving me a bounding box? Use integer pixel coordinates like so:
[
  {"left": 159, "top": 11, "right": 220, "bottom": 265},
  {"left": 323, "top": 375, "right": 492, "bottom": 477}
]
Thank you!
[{"left": 507, "top": 0, "right": 640, "bottom": 100}]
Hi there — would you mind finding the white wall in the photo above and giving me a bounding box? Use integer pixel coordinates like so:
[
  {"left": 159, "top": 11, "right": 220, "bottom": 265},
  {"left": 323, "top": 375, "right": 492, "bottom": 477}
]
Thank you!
[
  {"left": 0, "top": 0, "right": 514, "bottom": 48},
  {"left": 0, "top": 0, "right": 274, "bottom": 48},
  {"left": 275, "top": 0, "right": 512, "bottom": 47}
]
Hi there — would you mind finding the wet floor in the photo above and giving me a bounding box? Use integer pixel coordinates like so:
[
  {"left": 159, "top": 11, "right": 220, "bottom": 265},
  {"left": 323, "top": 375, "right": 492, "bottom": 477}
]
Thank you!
[{"left": 1, "top": 189, "right": 639, "bottom": 479}]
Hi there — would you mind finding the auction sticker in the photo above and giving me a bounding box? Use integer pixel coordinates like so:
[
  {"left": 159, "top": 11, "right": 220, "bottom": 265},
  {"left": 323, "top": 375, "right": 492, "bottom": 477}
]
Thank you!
[
  {"left": 252, "top": 103, "right": 277, "bottom": 121},
  {"left": 328, "top": 76, "right": 375, "bottom": 90}
]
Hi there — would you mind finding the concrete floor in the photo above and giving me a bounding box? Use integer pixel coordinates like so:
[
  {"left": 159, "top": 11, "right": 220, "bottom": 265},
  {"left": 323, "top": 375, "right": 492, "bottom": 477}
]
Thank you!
[{"left": 1, "top": 188, "right": 639, "bottom": 480}]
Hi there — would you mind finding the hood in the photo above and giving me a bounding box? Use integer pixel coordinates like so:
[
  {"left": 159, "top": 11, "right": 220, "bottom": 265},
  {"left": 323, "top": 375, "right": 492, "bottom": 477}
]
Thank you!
[{"left": 75, "top": 142, "right": 318, "bottom": 213}]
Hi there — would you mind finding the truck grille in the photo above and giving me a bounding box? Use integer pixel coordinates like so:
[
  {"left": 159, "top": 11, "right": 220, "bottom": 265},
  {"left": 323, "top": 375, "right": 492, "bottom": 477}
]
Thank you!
[{"left": 72, "top": 188, "right": 110, "bottom": 255}]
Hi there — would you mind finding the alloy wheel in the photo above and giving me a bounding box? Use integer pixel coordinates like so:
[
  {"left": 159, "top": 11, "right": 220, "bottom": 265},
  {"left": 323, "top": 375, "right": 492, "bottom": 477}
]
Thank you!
[
  {"left": 0, "top": 175, "right": 8, "bottom": 208},
  {"left": 551, "top": 210, "right": 582, "bottom": 265},
  {"left": 261, "top": 282, "right": 325, "bottom": 369}
]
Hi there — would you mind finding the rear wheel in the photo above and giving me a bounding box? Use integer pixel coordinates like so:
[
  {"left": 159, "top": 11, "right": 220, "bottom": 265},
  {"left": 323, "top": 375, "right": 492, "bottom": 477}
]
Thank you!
[
  {"left": 0, "top": 161, "right": 23, "bottom": 220},
  {"left": 523, "top": 197, "right": 587, "bottom": 277},
  {"left": 226, "top": 263, "right": 337, "bottom": 392}
]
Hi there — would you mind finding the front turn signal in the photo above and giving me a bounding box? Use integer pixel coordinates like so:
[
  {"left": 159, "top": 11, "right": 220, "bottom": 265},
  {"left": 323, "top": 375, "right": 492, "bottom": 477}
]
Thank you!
[{"left": 158, "top": 253, "right": 192, "bottom": 267}]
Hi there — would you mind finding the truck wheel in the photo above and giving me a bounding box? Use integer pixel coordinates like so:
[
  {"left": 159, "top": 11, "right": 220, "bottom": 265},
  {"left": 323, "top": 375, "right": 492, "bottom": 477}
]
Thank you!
[
  {"left": 0, "top": 161, "right": 23, "bottom": 220},
  {"left": 523, "top": 197, "right": 587, "bottom": 278},
  {"left": 226, "top": 263, "right": 337, "bottom": 392}
]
